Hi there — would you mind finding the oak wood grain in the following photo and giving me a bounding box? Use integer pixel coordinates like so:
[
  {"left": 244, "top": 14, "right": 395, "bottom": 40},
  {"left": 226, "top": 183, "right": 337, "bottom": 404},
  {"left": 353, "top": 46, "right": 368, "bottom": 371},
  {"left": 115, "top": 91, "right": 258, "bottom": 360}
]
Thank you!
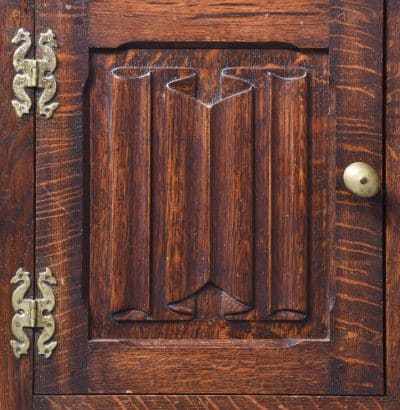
[
  {"left": 89, "top": 49, "right": 330, "bottom": 340},
  {"left": 110, "top": 69, "right": 151, "bottom": 319},
  {"left": 166, "top": 72, "right": 211, "bottom": 314},
  {"left": 269, "top": 71, "right": 308, "bottom": 320},
  {"left": 210, "top": 79, "right": 254, "bottom": 314},
  {"left": 0, "top": 1, "right": 34, "bottom": 409},
  {"left": 386, "top": 0, "right": 400, "bottom": 403},
  {"left": 34, "top": 0, "right": 89, "bottom": 394},
  {"left": 330, "top": 0, "right": 384, "bottom": 394},
  {"left": 30, "top": 0, "right": 388, "bottom": 402},
  {"left": 88, "top": 340, "right": 330, "bottom": 394},
  {"left": 33, "top": 394, "right": 398, "bottom": 409},
  {"left": 89, "top": 0, "right": 329, "bottom": 48}
]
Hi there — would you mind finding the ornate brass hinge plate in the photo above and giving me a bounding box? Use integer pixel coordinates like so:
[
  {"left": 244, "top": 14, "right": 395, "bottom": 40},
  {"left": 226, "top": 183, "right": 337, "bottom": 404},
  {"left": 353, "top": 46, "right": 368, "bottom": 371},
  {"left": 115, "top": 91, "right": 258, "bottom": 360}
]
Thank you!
[
  {"left": 10, "top": 268, "right": 57, "bottom": 358},
  {"left": 11, "top": 28, "right": 59, "bottom": 118}
]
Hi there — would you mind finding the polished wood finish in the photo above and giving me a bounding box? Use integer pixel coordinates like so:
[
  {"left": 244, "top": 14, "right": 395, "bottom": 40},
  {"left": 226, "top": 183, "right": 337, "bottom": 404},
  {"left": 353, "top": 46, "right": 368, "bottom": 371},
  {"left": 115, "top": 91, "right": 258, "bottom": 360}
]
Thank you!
[
  {"left": 33, "top": 0, "right": 385, "bottom": 399},
  {"left": 89, "top": 0, "right": 329, "bottom": 48},
  {"left": 0, "top": 1, "right": 34, "bottom": 409},
  {"left": 90, "top": 50, "right": 330, "bottom": 341},
  {"left": 34, "top": 0, "right": 88, "bottom": 394},
  {"left": 386, "top": 0, "right": 400, "bottom": 403},
  {"left": 165, "top": 71, "right": 211, "bottom": 317},
  {"left": 33, "top": 395, "right": 397, "bottom": 410},
  {"left": 269, "top": 71, "right": 308, "bottom": 319},
  {"left": 3, "top": 0, "right": 399, "bottom": 407},
  {"left": 110, "top": 69, "right": 151, "bottom": 318},
  {"left": 86, "top": 49, "right": 334, "bottom": 393},
  {"left": 330, "top": 0, "right": 384, "bottom": 393},
  {"left": 89, "top": 340, "right": 329, "bottom": 394}
]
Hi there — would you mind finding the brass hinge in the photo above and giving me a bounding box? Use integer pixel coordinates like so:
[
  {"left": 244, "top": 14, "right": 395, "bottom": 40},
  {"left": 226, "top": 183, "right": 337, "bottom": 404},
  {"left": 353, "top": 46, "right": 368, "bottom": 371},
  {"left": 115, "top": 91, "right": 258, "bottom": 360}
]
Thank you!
[
  {"left": 11, "top": 28, "right": 59, "bottom": 118},
  {"left": 10, "top": 268, "right": 57, "bottom": 359}
]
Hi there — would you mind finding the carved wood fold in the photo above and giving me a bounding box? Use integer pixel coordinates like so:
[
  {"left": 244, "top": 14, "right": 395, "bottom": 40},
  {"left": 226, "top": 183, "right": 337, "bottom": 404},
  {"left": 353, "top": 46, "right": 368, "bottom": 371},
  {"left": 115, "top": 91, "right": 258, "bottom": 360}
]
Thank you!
[{"left": 110, "top": 69, "right": 152, "bottom": 320}]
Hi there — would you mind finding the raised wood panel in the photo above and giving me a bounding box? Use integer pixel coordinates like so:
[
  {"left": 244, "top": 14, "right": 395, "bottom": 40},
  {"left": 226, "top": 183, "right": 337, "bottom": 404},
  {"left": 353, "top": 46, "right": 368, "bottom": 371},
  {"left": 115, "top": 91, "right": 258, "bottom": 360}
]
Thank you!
[
  {"left": 90, "top": 49, "right": 330, "bottom": 340},
  {"left": 88, "top": 0, "right": 329, "bottom": 48}
]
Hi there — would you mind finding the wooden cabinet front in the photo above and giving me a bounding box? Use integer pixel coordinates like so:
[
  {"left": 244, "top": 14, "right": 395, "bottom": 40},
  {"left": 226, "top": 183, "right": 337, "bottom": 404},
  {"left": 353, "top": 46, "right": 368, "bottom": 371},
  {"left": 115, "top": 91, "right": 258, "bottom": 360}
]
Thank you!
[
  {"left": 35, "top": 0, "right": 384, "bottom": 396},
  {"left": 3, "top": 0, "right": 400, "bottom": 408}
]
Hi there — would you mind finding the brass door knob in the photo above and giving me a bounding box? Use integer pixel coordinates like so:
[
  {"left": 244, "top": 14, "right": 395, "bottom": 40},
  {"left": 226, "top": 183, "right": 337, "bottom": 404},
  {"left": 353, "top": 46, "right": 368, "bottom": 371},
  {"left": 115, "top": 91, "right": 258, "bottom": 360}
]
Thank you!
[{"left": 343, "top": 162, "right": 381, "bottom": 198}]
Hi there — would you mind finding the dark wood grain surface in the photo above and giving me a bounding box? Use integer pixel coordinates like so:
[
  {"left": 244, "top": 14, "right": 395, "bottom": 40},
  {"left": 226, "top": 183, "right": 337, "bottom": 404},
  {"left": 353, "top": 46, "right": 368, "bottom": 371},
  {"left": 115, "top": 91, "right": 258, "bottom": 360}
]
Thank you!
[
  {"left": 0, "top": 1, "right": 34, "bottom": 409},
  {"left": 1, "top": 0, "right": 398, "bottom": 407},
  {"left": 24, "top": 0, "right": 394, "bottom": 405},
  {"left": 34, "top": 0, "right": 89, "bottom": 394},
  {"left": 386, "top": 0, "right": 400, "bottom": 403},
  {"left": 90, "top": 49, "right": 330, "bottom": 342},
  {"left": 33, "top": 394, "right": 398, "bottom": 409},
  {"left": 209, "top": 77, "right": 254, "bottom": 318},
  {"left": 88, "top": 340, "right": 330, "bottom": 394},
  {"left": 269, "top": 71, "right": 308, "bottom": 320},
  {"left": 86, "top": 48, "right": 332, "bottom": 394},
  {"left": 89, "top": 0, "right": 329, "bottom": 48},
  {"left": 110, "top": 69, "right": 151, "bottom": 319},
  {"left": 329, "top": 0, "right": 384, "bottom": 394}
]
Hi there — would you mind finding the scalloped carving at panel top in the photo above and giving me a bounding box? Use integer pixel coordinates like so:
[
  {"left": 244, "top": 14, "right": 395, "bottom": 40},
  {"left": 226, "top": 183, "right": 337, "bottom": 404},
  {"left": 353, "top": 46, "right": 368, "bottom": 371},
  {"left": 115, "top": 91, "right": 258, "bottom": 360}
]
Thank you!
[{"left": 89, "top": 49, "right": 330, "bottom": 340}]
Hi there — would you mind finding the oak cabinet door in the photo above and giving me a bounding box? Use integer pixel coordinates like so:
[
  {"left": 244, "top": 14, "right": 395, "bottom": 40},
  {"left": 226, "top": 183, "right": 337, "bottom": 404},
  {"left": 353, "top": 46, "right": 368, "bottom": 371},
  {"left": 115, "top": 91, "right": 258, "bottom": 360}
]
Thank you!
[{"left": 33, "top": 0, "right": 384, "bottom": 397}]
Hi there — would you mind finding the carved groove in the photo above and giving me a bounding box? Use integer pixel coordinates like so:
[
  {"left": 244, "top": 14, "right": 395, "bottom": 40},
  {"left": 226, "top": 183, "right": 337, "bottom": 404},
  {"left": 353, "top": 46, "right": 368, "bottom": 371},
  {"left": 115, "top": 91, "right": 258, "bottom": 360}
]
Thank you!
[
  {"left": 110, "top": 68, "right": 151, "bottom": 320},
  {"left": 107, "top": 66, "right": 309, "bottom": 323},
  {"left": 269, "top": 71, "right": 309, "bottom": 320},
  {"left": 165, "top": 72, "right": 210, "bottom": 316},
  {"left": 210, "top": 74, "right": 254, "bottom": 317}
]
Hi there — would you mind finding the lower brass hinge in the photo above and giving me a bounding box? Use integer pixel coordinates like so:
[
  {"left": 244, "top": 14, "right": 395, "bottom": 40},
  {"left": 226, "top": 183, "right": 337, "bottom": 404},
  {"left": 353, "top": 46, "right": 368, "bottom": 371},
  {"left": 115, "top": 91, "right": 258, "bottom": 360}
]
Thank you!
[{"left": 10, "top": 268, "right": 57, "bottom": 358}]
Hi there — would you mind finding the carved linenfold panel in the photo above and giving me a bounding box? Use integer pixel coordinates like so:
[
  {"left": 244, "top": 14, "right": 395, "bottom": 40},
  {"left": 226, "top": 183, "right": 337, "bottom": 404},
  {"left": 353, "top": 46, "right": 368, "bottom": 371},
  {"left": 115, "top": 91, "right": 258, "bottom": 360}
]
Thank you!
[
  {"left": 105, "top": 65, "right": 309, "bottom": 322},
  {"left": 90, "top": 49, "right": 330, "bottom": 339},
  {"left": 218, "top": 68, "right": 309, "bottom": 321},
  {"left": 165, "top": 71, "right": 256, "bottom": 317}
]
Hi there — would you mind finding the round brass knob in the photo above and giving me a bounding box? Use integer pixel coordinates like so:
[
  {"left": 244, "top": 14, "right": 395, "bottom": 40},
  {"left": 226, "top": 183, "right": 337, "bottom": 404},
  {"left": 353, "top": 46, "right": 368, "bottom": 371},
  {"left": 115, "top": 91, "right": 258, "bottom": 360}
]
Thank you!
[{"left": 343, "top": 162, "right": 381, "bottom": 198}]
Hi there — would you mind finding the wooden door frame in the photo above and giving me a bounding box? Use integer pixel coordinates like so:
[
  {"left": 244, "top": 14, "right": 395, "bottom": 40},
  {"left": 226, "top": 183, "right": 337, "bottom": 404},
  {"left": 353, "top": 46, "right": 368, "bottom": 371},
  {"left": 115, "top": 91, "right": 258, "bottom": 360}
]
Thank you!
[
  {"left": 1, "top": 0, "right": 400, "bottom": 408},
  {"left": 0, "top": 1, "right": 35, "bottom": 410}
]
